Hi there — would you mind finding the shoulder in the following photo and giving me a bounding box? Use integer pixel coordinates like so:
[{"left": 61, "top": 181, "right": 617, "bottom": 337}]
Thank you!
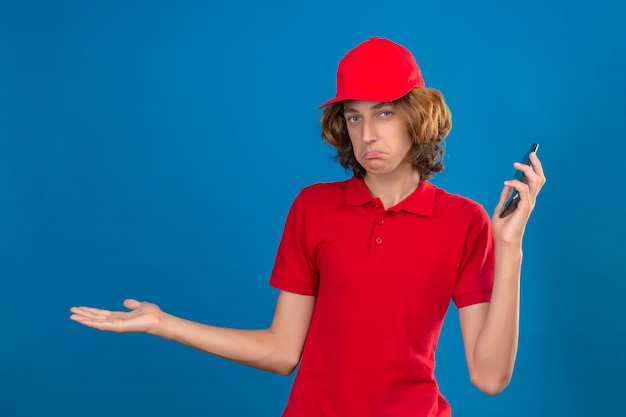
[
  {"left": 283, "top": 179, "right": 352, "bottom": 227},
  {"left": 300, "top": 178, "right": 351, "bottom": 195},
  {"left": 294, "top": 179, "right": 351, "bottom": 206},
  {"left": 431, "top": 184, "right": 490, "bottom": 223}
]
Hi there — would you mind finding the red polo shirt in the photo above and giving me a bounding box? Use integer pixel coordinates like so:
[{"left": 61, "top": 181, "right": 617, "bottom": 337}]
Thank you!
[{"left": 270, "top": 177, "right": 495, "bottom": 417}]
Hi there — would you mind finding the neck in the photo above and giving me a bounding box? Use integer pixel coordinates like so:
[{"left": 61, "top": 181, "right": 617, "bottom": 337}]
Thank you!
[{"left": 363, "top": 167, "right": 421, "bottom": 209}]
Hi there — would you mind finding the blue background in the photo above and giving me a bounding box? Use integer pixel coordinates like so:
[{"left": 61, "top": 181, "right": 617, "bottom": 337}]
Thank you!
[{"left": 2, "top": 1, "right": 625, "bottom": 416}]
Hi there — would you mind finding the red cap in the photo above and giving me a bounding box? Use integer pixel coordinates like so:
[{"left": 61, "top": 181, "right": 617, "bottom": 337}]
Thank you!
[{"left": 319, "top": 37, "right": 425, "bottom": 108}]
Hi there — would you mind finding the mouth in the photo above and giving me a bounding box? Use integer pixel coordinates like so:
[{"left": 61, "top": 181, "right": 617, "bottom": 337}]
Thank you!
[{"left": 363, "top": 151, "right": 384, "bottom": 159}]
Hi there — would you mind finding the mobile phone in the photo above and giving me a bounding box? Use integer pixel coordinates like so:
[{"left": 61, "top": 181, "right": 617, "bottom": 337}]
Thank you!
[{"left": 499, "top": 142, "right": 539, "bottom": 218}]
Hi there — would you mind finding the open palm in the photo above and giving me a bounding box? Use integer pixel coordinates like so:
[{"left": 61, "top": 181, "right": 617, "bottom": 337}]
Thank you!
[{"left": 70, "top": 299, "right": 162, "bottom": 334}]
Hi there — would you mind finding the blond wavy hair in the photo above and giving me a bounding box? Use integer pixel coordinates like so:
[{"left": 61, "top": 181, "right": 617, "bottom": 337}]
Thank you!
[{"left": 320, "top": 88, "right": 452, "bottom": 180}]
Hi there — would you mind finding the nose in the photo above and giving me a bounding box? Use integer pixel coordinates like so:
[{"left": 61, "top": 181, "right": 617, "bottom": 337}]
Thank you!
[{"left": 362, "top": 117, "right": 376, "bottom": 143}]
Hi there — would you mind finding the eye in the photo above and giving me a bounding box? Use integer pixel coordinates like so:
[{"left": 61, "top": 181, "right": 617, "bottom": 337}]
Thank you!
[
  {"left": 378, "top": 110, "right": 392, "bottom": 118},
  {"left": 346, "top": 115, "right": 361, "bottom": 124}
]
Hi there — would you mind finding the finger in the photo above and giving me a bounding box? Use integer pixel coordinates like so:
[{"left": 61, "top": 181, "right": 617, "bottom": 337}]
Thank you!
[
  {"left": 528, "top": 151, "right": 543, "bottom": 174},
  {"left": 70, "top": 299, "right": 139, "bottom": 318},
  {"left": 69, "top": 312, "right": 104, "bottom": 326},
  {"left": 69, "top": 314, "right": 103, "bottom": 327},
  {"left": 513, "top": 161, "right": 536, "bottom": 180},
  {"left": 123, "top": 299, "right": 142, "bottom": 310},
  {"left": 515, "top": 152, "right": 544, "bottom": 184},
  {"left": 504, "top": 179, "right": 533, "bottom": 211},
  {"left": 70, "top": 306, "right": 113, "bottom": 318},
  {"left": 494, "top": 183, "right": 513, "bottom": 214},
  {"left": 70, "top": 307, "right": 131, "bottom": 327},
  {"left": 513, "top": 160, "right": 542, "bottom": 197},
  {"left": 69, "top": 315, "right": 121, "bottom": 332},
  {"left": 528, "top": 152, "right": 547, "bottom": 186}
]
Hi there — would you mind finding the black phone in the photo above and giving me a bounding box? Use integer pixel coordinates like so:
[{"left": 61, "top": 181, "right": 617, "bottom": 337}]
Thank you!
[{"left": 499, "top": 142, "right": 539, "bottom": 218}]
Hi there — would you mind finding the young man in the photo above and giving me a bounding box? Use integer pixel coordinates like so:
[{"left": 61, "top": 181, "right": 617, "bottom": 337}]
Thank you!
[{"left": 71, "top": 37, "right": 546, "bottom": 416}]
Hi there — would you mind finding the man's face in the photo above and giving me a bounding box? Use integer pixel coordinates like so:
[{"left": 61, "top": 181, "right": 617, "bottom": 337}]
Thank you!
[{"left": 342, "top": 101, "right": 414, "bottom": 177}]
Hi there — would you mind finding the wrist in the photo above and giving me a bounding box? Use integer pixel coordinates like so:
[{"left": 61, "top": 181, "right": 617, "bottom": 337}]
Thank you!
[
  {"left": 147, "top": 308, "right": 168, "bottom": 338},
  {"left": 494, "top": 244, "right": 523, "bottom": 279},
  {"left": 495, "top": 238, "right": 523, "bottom": 252},
  {"left": 495, "top": 244, "right": 523, "bottom": 260}
]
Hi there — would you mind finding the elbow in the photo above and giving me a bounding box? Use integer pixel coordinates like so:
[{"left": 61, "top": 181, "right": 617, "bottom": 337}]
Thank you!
[
  {"left": 274, "top": 365, "right": 297, "bottom": 376},
  {"left": 469, "top": 370, "right": 512, "bottom": 396},
  {"left": 477, "top": 381, "right": 509, "bottom": 396},
  {"left": 240, "top": 348, "right": 300, "bottom": 376},
  {"left": 260, "top": 346, "right": 301, "bottom": 376},
  {"left": 271, "top": 355, "right": 301, "bottom": 376}
]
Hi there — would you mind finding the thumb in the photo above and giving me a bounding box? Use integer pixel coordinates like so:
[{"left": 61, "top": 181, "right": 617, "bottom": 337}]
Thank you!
[
  {"left": 123, "top": 299, "right": 143, "bottom": 310},
  {"left": 493, "top": 184, "right": 512, "bottom": 217}
]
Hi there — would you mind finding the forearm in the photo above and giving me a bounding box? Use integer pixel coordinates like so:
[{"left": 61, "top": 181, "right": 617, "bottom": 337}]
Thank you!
[
  {"left": 466, "top": 149, "right": 544, "bottom": 394},
  {"left": 470, "top": 244, "right": 522, "bottom": 393},
  {"left": 156, "top": 312, "right": 298, "bottom": 375},
  {"left": 71, "top": 293, "right": 313, "bottom": 375}
]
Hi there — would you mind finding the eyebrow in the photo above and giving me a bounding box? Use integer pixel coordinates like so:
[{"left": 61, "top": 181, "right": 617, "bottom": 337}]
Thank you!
[{"left": 343, "top": 102, "right": 393, "bottom": 114}]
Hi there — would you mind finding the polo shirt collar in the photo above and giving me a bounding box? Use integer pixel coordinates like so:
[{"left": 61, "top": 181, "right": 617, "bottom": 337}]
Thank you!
[{"left": 345, "top": 176, "right": 435, "bottom": 216}]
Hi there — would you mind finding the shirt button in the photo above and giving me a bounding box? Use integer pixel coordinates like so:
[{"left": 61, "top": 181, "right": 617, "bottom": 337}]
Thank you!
[
  {"left": 378, "top": 219, "right": 385, "bottom": 225},
  {"left": 375, "top": 237, "right": 383, "bottom": 244},
  {"left": 373, "top": 204, "right": 381, "bottom": 210}
]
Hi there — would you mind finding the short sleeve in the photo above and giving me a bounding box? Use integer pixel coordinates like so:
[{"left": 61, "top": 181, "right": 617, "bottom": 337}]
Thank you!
[
  {"left": 269, "top": 191, "right": 319, "bottom": 296},
  {"left": 452, "top": 206, "right": 495, "bottom": 308}
]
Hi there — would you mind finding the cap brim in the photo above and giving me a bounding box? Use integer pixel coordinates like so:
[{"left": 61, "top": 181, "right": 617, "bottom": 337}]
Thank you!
[
  {"left": 318, "top": 97, "right": 343, "bottom": 109},
  {"left": 318, "top": 86, "right": 421, "bottom": 109}
]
